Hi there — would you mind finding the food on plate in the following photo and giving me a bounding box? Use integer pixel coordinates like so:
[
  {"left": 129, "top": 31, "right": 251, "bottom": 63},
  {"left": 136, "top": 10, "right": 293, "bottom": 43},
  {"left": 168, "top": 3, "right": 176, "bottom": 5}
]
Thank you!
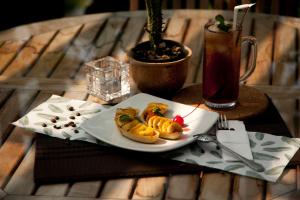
[
  {"left": 115, "top": 107, "right": 159, "bottom": 143},
  {"left": 147, "top": 115, "right": 183, "bottom": 140},
  {"left": 142, "top": 102, "right": 169, "bottom": 121}
]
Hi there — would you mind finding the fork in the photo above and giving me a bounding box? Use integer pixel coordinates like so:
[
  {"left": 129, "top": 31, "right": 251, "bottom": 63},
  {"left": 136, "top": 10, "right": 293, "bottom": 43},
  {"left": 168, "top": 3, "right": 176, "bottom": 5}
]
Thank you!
[
  {"left": 195, "top": 114, "right": 265, "bottom": 172},
  {"left": 218, "top": 114, "right": 232, "bottom": 130}
]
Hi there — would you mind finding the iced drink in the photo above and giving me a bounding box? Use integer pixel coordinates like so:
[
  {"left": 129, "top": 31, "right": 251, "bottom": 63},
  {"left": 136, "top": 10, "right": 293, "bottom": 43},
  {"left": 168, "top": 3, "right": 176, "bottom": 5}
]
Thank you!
[{"left": 203, "top": 22, "right": 242, "bottom": 108}]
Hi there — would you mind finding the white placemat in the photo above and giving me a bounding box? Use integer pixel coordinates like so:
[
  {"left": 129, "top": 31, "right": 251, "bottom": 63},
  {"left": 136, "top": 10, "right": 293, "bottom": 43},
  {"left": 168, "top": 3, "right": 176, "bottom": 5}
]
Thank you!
[
  {"left": 13, "top": 95, "right": 109, "bottom": 143},
  {"left": 163, "top": 131, "right": 300, "bottom": 182}
]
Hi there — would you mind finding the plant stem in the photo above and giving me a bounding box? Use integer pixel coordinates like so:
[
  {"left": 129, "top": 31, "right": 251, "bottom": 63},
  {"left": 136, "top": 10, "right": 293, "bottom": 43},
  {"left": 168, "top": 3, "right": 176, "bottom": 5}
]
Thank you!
[{"left": 145, "top": 0, "right": 163, "bottom": 52}]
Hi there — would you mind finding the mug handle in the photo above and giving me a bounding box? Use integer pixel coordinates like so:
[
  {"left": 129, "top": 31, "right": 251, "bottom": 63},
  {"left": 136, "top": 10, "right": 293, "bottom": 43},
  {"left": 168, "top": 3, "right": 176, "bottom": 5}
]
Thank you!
[{"left": 240, "top": 36, "right": 257, "bottom": 82}]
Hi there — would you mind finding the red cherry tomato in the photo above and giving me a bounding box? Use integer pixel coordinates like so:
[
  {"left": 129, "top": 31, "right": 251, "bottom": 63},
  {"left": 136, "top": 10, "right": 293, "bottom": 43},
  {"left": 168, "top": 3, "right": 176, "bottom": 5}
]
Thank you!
[{"left": 173, "top": 115, "right": 184, "bottom": 126}]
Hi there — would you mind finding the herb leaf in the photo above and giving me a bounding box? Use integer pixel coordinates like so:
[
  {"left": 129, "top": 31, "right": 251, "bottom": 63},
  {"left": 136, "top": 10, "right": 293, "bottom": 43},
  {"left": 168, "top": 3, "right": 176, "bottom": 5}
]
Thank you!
[
  {"left": 119, "top": 114, "right": 132, "bottom": 122},
  {"left": 153, "top": 107, "right": 164, "bottom": 116},
  {"left": 215, "top": 14, "right": 232, "bottom": 32},
  {"left": 215, "top": 15, "right": 225, "bottom": 23}
]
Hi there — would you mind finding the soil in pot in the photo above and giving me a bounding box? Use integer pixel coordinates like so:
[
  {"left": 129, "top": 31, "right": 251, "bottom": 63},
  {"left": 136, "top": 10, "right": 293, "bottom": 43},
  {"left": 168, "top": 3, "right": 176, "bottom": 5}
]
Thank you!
[{"left": 130, "top": 39, "right": 187, "bottom": 63}]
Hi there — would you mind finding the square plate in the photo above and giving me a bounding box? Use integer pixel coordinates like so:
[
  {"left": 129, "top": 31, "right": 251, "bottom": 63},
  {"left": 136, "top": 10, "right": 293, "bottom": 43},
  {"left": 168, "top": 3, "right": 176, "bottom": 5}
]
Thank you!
[{"left": 81, "top": 93, "right": 219, "bottom": 152}]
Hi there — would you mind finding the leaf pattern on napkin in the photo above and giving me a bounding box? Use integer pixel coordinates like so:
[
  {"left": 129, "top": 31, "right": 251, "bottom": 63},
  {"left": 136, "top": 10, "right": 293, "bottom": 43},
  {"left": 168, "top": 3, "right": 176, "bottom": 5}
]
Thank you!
[
  {"left": 48, "top": 104, "right": 63, "bottom": 113},
  {"left": 210, "top": 150, "right": 222, "bottom": 159},
  {"left": 261, "top": 141, "right": 275, "bottom": 146},
  {"left": 263, "top": 147, "right": 292, "bottom": 152},
  {"left": 252, "top": 152, "right": 279, "bottom": 160},
  {"left": 281, "top": 137, "right": 300, "bottom": 148},
  {"left": 62, "top": 132, "right": 71, "bottom": 138},
  {"left": 246, "top": 171, "right": 264, "bottom": 180},
  {"left": 189, "top": 143, "right": 204, "bottom": 156},
  {"left": 77, "top": 109, "right": 102, "bottom": 115},
  {"left": 185, "top": 158, "right": 198, "bottom": 165},
  {"left": 37, "top": 113, "right": 62, "bottom": 120},
  {"left": 224, "top": 164, "right": 245, "bottom": 171},
  {"left": 255, "top": 132, "right": 264, "bottom": 140},
  {"left": 249, "top": 139, "right": 256, "bottom": 148},
  {"left": 264, "top": 165, "right": 285, "bottom": 175},
  {"left": 206, "top": 161, "right": 223, "bottom": 164}
]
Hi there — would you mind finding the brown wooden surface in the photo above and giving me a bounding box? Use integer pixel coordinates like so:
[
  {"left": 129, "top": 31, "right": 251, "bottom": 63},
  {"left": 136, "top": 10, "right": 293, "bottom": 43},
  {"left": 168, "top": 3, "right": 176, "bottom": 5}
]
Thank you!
[{"left": 0, "top": 10, "right": 299, "bottom": 200}]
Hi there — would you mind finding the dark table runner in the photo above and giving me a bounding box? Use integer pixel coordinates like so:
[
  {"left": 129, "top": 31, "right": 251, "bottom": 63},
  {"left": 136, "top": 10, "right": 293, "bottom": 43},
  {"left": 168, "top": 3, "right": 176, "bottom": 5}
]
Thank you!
[{"left": 34, "top": 98, "right": 299, "bottom": 184}]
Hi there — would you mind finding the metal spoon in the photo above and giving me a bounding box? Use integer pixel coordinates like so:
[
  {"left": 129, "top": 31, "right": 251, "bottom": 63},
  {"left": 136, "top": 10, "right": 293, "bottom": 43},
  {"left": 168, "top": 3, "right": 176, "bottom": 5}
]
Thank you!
[{"left": 196, "top": 134, "right": 265, "bottom": 172}]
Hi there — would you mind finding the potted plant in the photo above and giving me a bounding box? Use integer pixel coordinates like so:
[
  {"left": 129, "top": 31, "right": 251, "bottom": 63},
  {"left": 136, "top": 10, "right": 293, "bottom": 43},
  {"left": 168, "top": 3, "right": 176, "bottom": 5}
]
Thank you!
[{"left": 128, "top": 0, "right": 192, "bottom": 97}]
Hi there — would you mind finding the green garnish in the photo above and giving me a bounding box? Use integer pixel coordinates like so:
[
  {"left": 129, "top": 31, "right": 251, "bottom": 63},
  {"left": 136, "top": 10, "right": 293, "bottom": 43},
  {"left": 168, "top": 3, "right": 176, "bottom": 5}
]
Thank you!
[
  {"left": 215, "top": 14, "right": 232, "bottom": 32},
  {"left": 152, "top": 107, "right": 164, "bottom": 117},
  {"left": 119, "top": 114, "right": 132, "bottom": 122}
]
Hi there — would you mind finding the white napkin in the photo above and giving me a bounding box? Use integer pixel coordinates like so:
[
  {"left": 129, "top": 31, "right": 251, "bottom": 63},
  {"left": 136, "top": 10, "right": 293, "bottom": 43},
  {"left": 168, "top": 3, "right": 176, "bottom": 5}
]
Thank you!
[
  {"left": 217, "top": 120, "right": 253, "bottom": 161},
  {"left": 12, "top": 95, "right": 109, "bottom": 143}
]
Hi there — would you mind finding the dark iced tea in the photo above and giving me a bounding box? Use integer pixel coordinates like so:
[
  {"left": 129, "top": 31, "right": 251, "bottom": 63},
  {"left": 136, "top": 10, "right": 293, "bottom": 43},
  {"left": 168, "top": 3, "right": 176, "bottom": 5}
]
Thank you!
[{"left": 203, "top": 22, "right": 242, "bottom": 108}]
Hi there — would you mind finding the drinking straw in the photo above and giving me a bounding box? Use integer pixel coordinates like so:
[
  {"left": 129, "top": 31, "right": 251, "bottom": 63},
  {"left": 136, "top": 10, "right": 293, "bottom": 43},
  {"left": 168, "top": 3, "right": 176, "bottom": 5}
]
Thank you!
[{"left": 233, "top": 3, "right": 256, "bottom": 30}]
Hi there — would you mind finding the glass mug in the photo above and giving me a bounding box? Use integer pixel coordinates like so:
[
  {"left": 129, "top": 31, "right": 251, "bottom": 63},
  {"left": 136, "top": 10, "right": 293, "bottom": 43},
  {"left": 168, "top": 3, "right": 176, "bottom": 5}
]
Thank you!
[{"left": 202, "top": 21, "right": 257, "bottom": 109}]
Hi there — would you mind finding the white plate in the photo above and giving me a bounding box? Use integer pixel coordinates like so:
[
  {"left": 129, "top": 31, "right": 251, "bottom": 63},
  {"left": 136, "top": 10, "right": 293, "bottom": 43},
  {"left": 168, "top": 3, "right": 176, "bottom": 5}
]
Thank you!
[{"left": 81, "top": 93, "right": 219, "bottom": 152}]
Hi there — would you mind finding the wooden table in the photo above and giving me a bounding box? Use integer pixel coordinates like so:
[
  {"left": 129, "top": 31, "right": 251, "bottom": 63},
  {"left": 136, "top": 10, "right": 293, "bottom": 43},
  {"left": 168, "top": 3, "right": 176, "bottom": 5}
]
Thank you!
[{"left": 0, "top": 9, "right": 299, "bottom": 200}]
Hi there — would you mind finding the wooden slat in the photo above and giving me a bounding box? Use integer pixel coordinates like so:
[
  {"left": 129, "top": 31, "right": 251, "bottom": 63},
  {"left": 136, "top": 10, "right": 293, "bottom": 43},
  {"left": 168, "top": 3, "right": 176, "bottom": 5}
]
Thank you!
[
  {"left": 186, "top": 0, "right": 196, "bottom": 9},
  {"left": 246, "top": 18, "right": 274, "bottom": 85},
  {"left": 0, "top": 189, "right": 6, "bottom": 199},
  {"left": 35, "top": 184, "right": 69, "bottom": 196},
  {"left": 132, "top": 177, "right": 167, "bottom": 200},
  {"left": 232, "top": 176, "right": 264, "bottom": 200},
  {"left": 0, "top": 77, "right": 86, "bottom": 91},
  {"left": 0, "top": 39, "right": 27, "bottom": 74},
  {"left": 199, "top": 173, "right": 231, "bottom": 200},
  {"left": 51, "top": 21, "right": 104, "bottom": 79},
  {"left": 0, "top": 92, "right": 57, "bottom": 189},
  {"left": 228, "top": 0, "right": 237, "bottom": 10},
  {"left": 4, "top": 144, "right": 36, "bottom": 195},
  {"left": 297, "top": 166, "right": 300, "bottom": 189},
  {"left": 184, "top": 18, "right": 206, "bottom": 85},
  {"left": 99, "top": 179, "right": 134, "bottom": 199},
  {"left": 173, "top": 0, "right": 182, "bottom": 9},
  {"left": 200, "top": 0, "right": 209, "bottom": 9},
  {"left": 272, "top": 99, "right": 297, "bottom": 136},
  {"left": 164, "top": 17, "right": 188, "bottom": 43},
  {"left": 67, "top": 181, "right": 101, "bottom": 198},
  {"left": 241, "top": 0, "right": 251, "bottom": 4},
  {"left": 272, "top": 23, "right": 297, "bottom": 86},
  {"left": 112, "top": 17, "right": 146, "bottom": 62},
  {"left": 272, "top": 190, "right": 300, "bottom": 200},
  {"left": 1, "top": 32, "right": 55, "bottom": 78},
  {"left": 271, "top": 0, "right": 280, "bottom": 15},
  {"left": 27, "top": 25, "right": 82, "bottom": 77},
  {"left": 165, "top": 174, "right": 199, "bottom": 200},
  {"left": 0, "top": 89, "right": 12, "bottom": 105},
  {"left": 266, "top": 169, "right": 297, "bottom": 200},
  {"left": 130, "top": 0, "right": 140, "bottom": 11},
  {"left": 255, "top": 0, "right": 265, "bottom": 13},
  {"left": 0, "top": 90, "right": 37, "bottom": 144},
  {"left": 3, "top": 195, "right": 99, "bottom": 200},
  {"left": 75, "top": 17, "right": 128, "bottom": 80},
  {"left": 214, "top": 0, "right": 224, "bottom": 9}
]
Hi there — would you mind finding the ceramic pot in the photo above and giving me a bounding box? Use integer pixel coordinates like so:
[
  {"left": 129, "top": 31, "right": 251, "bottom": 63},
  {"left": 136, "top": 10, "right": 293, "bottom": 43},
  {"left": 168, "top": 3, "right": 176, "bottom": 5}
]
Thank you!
[{"left": 128, "top": 42, "right": 192, "bottom": 97}]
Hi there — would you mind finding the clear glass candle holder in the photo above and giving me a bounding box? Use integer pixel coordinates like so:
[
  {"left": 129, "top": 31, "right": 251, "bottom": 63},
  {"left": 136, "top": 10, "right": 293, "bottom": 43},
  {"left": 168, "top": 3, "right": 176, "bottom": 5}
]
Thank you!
[{"left": 85, "top": 56, "right": 130, "bottom": 101}]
